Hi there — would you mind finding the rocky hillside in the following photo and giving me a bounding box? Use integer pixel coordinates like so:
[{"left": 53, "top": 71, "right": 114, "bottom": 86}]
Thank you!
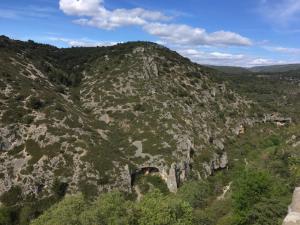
[{"left": 0, "top": 36, "right": 255, "bottom": 200}]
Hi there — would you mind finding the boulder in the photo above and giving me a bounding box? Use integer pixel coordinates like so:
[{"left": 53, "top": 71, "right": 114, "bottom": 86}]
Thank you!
[{"left": 283, "top": 187, "right": 300, "bottom": 225}]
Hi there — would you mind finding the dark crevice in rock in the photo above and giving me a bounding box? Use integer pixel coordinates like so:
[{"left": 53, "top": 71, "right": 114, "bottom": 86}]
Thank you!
[{"left": 130, "top": 167, "right": 160, "bottom": 186}]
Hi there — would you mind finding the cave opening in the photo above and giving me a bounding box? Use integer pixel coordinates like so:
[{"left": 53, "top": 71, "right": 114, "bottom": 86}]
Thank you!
[{"left": 131, "top": 167, "right": 160, "bottom": 186}]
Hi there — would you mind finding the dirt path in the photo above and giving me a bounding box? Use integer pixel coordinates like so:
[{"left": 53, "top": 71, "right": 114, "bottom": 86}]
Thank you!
[
  {"left": 217, "top": 182, "right": 232, "bottom": 200},
  {"left": 134, "top": 185, "right": 143, "bottom": 202}
]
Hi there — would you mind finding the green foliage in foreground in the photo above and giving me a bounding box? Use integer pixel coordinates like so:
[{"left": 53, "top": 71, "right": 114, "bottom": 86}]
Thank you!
[
  {"left": 29, "top": 168, "right": 290, "bottom": 225},
  {"left": 231, "top": 169, "right": 288, "bottom": 225},
  {"left": 30, "top": 190, "right": 193, "bottom": 225},
  {"left": 0, "top": 207, "right": 12, "bottom": 225}
]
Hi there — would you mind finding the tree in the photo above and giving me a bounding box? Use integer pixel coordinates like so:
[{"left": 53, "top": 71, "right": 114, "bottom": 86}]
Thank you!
[
  {"left": 79, "top": 191, "right": 136, "bottom": 225},
  {"left": 137, "top": 189, "right": 194, "bottom": 225},
  {"left": 232, "top": 169, "right": 272, "bottom": 214},
  {"left": 231, "top": 169, "right": 288, "bottom": 225},
  {"left": 176, "top": 181, "right": 211, "bottom": 208},
  {"left": 0, "top": 186, "right": 22, "bottom": 206},
  {"left": 30, "top": 194, "right": 86, "bottom": 225},
  {"left": 242, "top": 198, "right": 286, "bottom": 225}
]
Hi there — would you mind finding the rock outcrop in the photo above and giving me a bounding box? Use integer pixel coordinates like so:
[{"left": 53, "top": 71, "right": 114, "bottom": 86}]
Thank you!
[
  {"left": 203, "top": 152, "right": 228, "bottom": 177},
  {"left": 131, "top": 160, "right": 191, "bottom": 193},
  {"left": 283, "top": 187, "right": 300, "bottom": 225},
  {"left": 264, "top": 113, "right": 292, "bottom": 125}
]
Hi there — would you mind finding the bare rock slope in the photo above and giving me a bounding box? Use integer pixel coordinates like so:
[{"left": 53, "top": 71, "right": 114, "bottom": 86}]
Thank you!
[{"left": 283, "top": 187, "right": 300, "bottom": 225}]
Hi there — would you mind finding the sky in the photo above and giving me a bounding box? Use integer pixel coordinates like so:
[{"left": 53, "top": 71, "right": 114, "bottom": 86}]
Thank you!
[{"left": 0, "top": 0, "right": 300, "bottom": 67}]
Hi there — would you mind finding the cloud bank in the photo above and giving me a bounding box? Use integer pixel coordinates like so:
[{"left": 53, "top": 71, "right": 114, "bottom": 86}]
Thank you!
[
  {"left": 177, "top": 47, "right": 288, "bottom": 67},
  {"left": 59, "top": 0, "right": 251, "bottom": 47},
  {"left": 259, "top": 0, "right": 300, "bottom": 25},
  {"left": 48, "top": 37, "right": 118, "bottom": 47}
]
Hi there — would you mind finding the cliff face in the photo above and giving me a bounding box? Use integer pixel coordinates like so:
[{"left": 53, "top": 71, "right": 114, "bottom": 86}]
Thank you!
[{"left": 0, "top": 36, "right": 251, "bottom": 199}]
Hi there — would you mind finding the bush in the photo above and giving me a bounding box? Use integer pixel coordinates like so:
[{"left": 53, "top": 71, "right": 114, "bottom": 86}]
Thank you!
[
  {"left": 231, "top": 169, "right": 288, "bottom": 225},
  {"left": 192, "top": 210, "right": 213, "bottom": 225},
  {"left": 232, "top": 169, "right": 272, "bottom": 213},
  {"left": 241, "top": 198, "right": 286, "bottom": 225},
  {"left": 137, "top": 189, "right": 194, "bottom": 225},
  {"left": 133, "top": 104, "right": 146, "bottom": 112},
  {"left": 31, "top": 189, "right": 195, "bottom": 225},
  {"left": 0, "top": 207, "right": 12, "bottom": 225},
  {"left": 27, "top": 97, "right": 44, "bottom": 110},
  {"left": 52, "top": 180, "right": 68, "bottom": 199},
  {"left": 0, "top": 186, "right": 22, "bottom": 206},
  {"left": 79, "top": 192, "right": 136, "bottom": 225},
  {"left": 177, "top": 181, "right": 211, "bottom": 208},
  {"left": 31, "top": 194, "right": 86, "bottom": 225}
]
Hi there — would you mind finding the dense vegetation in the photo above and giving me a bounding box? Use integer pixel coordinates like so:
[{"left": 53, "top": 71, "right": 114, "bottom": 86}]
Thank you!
[{"left": 211, "top": 70, "right": 300, "bottom": 120}]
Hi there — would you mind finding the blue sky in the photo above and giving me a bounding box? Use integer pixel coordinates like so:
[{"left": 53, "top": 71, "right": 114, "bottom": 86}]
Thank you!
[{"left": 0, "top": 0, "right": 300, "bottom": 67}]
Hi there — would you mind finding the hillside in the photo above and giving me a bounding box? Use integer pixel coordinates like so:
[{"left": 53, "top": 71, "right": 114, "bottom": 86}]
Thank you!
[
  {"left": 207, "top": 64, "right": 300, "bottom": 75},
  {"left": 207, "top": 65, "right": 251, "bottom": 75},
  {"left": 1, "top": 36, "right": 300, "bottom": 225},
  {"left": 0, "top": 36, "right": 253, "bottom": 200},
  {"left": 250, "top": 64, "right": 300, "bottom": 73}
]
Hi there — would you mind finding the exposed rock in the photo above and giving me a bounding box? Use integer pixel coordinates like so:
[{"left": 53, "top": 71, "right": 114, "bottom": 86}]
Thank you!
[
  {"left": 165, "top": 163, "right": 178, "bottom": 193},
  {"left": 283, "top": 187, "right": 300, "bottom": 225},
  {"left": 217, "top": 182, "right": 232, "bottom": 200},
  {"left": 264, "top": 113, "right": 292, "bottom": 125},
  {"left": 213, "top": 139, "right": 225, "bottom": 151},
  {"left": 130, "top": 160, "right": 191, "bottom": 193},
  {"left": 234, "top": 124, "right": 245, "bottom": 136},
  {"left": 203, "top": 152, "right": 228, "bottom": 176},
  {"left": 119, "top": 165, "right": 132, "bottom": 193}
]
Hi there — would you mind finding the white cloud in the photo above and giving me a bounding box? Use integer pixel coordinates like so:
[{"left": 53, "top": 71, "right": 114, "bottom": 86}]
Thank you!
[
  {"left": 0, "top": 9, "right": 18, "bottom": 19},
  {"left": 59, "top": 0, "right": 252, "bottom": 47},
  {"left": 248, "top": 58, "right": 279, "bottom": 66},
  {"left": 176, "top": 47, "right": 289, "bottom": 67},
  {"left": 59, "top": 0, "right": 102, "bottom": 16},
  {"left": 259, "top": 0, "right": 300, "bottom": 25},
  {"left": 59, "top": 0, "right": 169, "bottom": 30},
  {"left": 48, "top": 37, "right": 118, "bottom": 47},
  {"left": 144, "top": 23, "right": 252, "bottom": 46},
  {"left": 265, "top": 46, "right": 300, "bottom": 54},
  {"left": 0, "top": 6, "right": 56, "bottom": 19}
]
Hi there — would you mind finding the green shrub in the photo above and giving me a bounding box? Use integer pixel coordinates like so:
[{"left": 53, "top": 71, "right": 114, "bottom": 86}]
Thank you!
[
  {"left": 231, "top": 169, "right": 288, "bottom": 225},
  {"left": 31, "top": 194, "right": 86, "bottom": 225},
  {"left": 79, "top": 192, "right": 136, "bottom": 225},
  {"left": 27, "top": 97, "right": 44, "bottom": 110},
  {"left": 52, "top": 180, "right": 68, "bottom": 199},
  {"left": 232, "top": 169, "right": 272, "bottom": 213},
  {"left": 137, "top": 189, "right": 194, "bottom": 225},
  {"left": 177, "top": 181, "right": 211, "bottom": 208},
  {"left": 0, "top": 207, "right": 12, "bottom": 225},
  {"left": 192, "top": 210, "right": 213, "bottom": 225},
  {"left": 240, "top": 198, "right": 286, "bottom": 225},
  {"left": 0, "top": 186, "right": 22, "bottom": 206}
]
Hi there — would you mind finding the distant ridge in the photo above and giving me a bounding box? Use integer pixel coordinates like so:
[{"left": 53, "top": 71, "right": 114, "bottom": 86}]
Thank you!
[
  {"left": 208, "top": 64, "right": 300, "bottom": 74},
  {"left": 249, "top": 64, "right": 300, "bottom": 73},
  {"left": 207, "top": 65, "right": 251, "bottom": 74}
]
